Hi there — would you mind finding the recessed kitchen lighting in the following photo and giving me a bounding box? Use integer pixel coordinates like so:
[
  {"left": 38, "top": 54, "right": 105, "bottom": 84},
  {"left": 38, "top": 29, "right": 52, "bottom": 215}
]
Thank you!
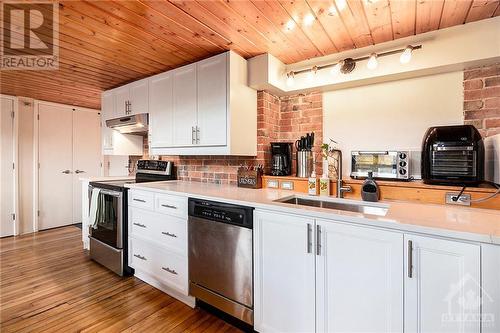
[
  {"left": 336, "top": 0, "right": 347, "bottom": 11},
  {"left": 303, "top": 13, "right": 315, "bottom": 27},
  {"left": 367, "top": 53, "right": 378, "bottom": 70},
  {"left": 328, "top": 5, "right": 337, "bottom": 16},
  {"left": 285, "top": 19, "right": 295, "bottom": 31},
  {"left": 400, "top": 45, "right": 413, "bottom": 64}
]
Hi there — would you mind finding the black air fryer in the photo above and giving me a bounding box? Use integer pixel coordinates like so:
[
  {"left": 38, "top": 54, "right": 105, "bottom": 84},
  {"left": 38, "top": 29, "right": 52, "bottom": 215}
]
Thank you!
[{"left": 421, "top": 125, "right": 484, "bottom": 186}]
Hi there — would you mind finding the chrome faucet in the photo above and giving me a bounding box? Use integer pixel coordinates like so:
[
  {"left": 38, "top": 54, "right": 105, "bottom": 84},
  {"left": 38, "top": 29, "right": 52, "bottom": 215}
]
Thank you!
[{"left": 332, "top": 149, "right": 352, "bottom": 198}]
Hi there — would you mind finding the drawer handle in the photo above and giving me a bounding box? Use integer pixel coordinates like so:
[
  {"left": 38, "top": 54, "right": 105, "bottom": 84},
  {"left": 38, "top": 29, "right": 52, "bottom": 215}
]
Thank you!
[
  {"left": 133, "top": 222, "right": 146, "bottom": 228},
  {"left": 133, "top": 254, "right": 147, "bottom": 261},
  {"left": 133, "top": 198, "right": 146, "bottom": 203},
  {"left": 161, "top": 204, "right": 177, "bottom": 210},
  {"left": 162, "top": 267, "right": 178, "bottom": 275},
  {"left": 162, "top": 231, "right": 177, "bottom": 238}
]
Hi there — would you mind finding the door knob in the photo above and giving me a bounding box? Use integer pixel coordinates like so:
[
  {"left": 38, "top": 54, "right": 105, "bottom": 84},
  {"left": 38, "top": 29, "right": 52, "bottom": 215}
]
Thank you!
[
  {"left": 61, "top": 170, "right": 72, "bottom": 174},
  {"left": 75, "top": 170, "right": 85, "bottom": 174}
]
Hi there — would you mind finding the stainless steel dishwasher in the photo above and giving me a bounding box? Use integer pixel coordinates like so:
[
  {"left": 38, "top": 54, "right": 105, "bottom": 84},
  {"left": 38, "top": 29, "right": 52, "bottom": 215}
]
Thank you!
[{"left": 188, "top": 198, "right": 254, "bottom": 325}]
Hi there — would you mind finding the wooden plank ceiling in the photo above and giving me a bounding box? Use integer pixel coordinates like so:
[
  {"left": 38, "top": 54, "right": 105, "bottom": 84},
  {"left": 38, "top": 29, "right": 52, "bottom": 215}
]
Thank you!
[{"left": 2, "top": 0, "right": 499, "bottom": 109}]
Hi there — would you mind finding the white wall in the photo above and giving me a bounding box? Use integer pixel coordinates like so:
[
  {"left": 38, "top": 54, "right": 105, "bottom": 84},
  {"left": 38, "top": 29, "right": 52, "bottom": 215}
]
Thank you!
[{"left": 323, "top": 71, "right": 464, "bottom": 178}]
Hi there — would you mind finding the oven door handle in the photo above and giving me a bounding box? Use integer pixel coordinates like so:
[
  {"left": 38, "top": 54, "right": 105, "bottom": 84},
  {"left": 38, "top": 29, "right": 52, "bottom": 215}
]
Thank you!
[
  {"left": 97, "top": 189, "right": 122, "bottom": 197},
  {"left": 357, "top": 151, "right": 389, "bottom": 155}
]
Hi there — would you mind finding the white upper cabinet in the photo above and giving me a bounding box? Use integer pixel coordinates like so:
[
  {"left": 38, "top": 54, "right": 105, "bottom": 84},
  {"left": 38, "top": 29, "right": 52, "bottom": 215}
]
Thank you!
[
  {"left": 129, "top": 79, "right": 149, "bottom": 116},
  {"left": 404, "top": 235, "right": 480, "bottom": 333},
  {"left": 254, "top": 211, "right": 316, "bottom": 333},
  {"left": 148, "top": 51, "right": 257, "bottom": 156},
  {"left": 114, "top": 85, "right": 130, "bottom": 117},
  {"left": 149, "top": 71, "right": 173, "bottom": 148},
  {"left": 101, "top": 91, "right": 115, "bottom": 121},
  {"left": 172, "top": 64, "right": 197, "bottom": 147},
  {"left": 315, "top": 220, "right": 404, "bottom": 333},
  {"left": 197, "top": 52, "right": 227, "bottom": 146}
]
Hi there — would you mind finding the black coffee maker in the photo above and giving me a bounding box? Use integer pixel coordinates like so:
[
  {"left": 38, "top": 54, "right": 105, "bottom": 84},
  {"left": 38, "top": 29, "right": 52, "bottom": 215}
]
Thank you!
[{"left": 270, "top": 142, "right": 292, "bottom": 176}]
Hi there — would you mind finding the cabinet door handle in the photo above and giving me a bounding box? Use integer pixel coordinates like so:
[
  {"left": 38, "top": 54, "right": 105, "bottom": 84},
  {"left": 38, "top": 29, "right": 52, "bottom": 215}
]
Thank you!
[
  {"left": 75, "top": 169, "right": 85, "bottom": 174},
  {"left": 306, "top": 223, "right": 312, "bottom": 253},
  {"left": 134, "top": 254, "right": 146, "bottom": 261},
  {"left": 61, "top": 169, "right": 72, "bottom": 174},
  {"left": 162, "top": 231, "right": 177, "bottom": 238},
  {"left": 128, "top": 101, "right": 132, "bottom": 114},
  {"left": 407, "top": 240, "right": 413, "bottom": 278},
  {"left": 161, "top": 204, "right": 177, "bottom": 210},
  {"left": 196, "top": 126, "right": 200, "bottom": 144},
  {"left": 316, "top": 225, "right": 321, "bottom": 256},
  {"left": 162, "top": 267, "right": 178, "bottom": 275},
  {"left": 191, "top": 126, "right": 196, "bottom": 144},
  {"left": 133, "top": 222, "right": 146, "bottom": 228},
  {"left": 133, "top": 198, "right": 146, "bottom": 203}
]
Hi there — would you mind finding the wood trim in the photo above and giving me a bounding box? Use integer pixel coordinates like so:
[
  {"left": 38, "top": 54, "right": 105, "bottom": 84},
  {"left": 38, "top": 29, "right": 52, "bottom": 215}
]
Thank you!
[{"left": 262, "top": 176, "right": 500, "bottom": 210}]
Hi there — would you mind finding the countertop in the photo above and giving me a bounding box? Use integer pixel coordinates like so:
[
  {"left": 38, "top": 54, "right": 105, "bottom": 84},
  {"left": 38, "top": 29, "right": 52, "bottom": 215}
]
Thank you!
[
  {"left": 125, "top": 181, "right": 500, "bottom": 245},
  {"left": 79, "top": 175, "right": 134, "bottom": 182}
]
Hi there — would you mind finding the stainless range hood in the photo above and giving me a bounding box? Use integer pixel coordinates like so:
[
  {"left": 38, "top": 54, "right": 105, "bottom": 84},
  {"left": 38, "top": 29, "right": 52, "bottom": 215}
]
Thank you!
[{"left": 106, "top": 113, "right": 148, "bottom": 134}]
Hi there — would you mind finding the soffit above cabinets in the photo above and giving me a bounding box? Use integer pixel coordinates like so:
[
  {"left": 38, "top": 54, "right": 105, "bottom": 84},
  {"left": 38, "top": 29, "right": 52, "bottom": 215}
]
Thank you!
[{"left": 2, "top": 0, "right": 499, "bottom": 109}]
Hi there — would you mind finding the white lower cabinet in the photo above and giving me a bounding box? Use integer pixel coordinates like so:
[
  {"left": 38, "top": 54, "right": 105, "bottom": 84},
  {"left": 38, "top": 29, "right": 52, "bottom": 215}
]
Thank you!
[
  {"left": 254, "top": 211, "right": 316, "bottom": 333},
  {"left": 404, "top": 235, "right": 480, "bottom": 333},
  {"left": 128, "top": 189, "right": 194, "bottom": 307},
  {"left": 315, "top": 219, "right": 403, "bottom": 333},
  {"left": 254, "top": 209, "right": 484, "bottom": 333}
]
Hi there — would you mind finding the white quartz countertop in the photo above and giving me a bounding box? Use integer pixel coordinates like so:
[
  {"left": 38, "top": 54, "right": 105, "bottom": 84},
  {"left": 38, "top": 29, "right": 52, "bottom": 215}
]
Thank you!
[
  {"left": 80, "top": 175, "right": 134, "bottom": 182},
  {"left": 125, "top": 181, "right": 500, "bottom": 245}
]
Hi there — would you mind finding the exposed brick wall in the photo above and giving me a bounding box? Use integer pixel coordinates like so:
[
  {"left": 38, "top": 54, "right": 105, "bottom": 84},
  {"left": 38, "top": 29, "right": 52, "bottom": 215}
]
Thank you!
[
  {"left": 279, "top": 92, "right": 323, "bottom": 175},
  {"left": 464, "top": 63, "right": 500, "bottom": 137}
]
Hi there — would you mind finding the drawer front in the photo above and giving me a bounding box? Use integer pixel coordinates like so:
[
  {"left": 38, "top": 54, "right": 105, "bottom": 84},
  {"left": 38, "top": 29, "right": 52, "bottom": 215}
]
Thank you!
[
  {"left": 129, "top": 190, "right": 154, "bottom": 210},
  {"left": 129, "top": 207, "right": 187, "bottom": 254},
  {"left": 129, "top": 237, "right": 188, "bottom": 293},
  {"left": 155, "top": 193, "right": 187, "bottom": 218}
]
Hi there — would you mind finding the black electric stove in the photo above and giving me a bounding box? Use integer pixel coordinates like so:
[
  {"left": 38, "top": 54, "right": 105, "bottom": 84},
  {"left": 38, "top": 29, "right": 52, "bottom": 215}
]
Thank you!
[{"left": 88, "top": 160, "right": 176, "bottom": 276}]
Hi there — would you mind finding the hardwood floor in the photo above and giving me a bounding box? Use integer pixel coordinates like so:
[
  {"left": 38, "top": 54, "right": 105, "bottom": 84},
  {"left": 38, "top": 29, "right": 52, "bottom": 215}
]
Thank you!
[{"left": 0, "top": 226, "right": 242, "bottom": 333}]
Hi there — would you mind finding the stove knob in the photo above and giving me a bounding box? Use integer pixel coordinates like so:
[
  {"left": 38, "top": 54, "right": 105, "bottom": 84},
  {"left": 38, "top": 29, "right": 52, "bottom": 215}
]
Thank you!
[
  {"left": 399, "top": 161, "right": 407, "bottom": 167},
  {"left": 399, "top": 152, "right": 407, "bottom": 160},
  {"left": 399, "top": 168, "right": 407, "bottom": 175}
]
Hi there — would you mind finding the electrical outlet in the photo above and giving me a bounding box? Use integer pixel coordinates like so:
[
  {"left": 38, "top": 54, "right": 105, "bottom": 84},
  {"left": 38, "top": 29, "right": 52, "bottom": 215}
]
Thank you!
[{"left": 445, "top": 192, "right": 471, "bottom": 206}]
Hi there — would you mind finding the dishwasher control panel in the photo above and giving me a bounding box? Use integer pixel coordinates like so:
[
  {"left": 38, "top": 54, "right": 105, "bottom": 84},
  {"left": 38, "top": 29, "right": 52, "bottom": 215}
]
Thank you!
[{"left": 188, "top": 198, "right": 254, "bottom": 228}]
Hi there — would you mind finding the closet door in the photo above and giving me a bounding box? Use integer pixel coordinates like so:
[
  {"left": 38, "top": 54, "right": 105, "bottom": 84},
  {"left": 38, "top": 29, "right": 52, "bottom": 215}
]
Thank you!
[
  {"left": 38, "top": 103, "right": 74, "bottom": 230},
  {"left": 1, "top": 97, "right": 15, "bottom": 237},
  {"left": 72, "top": 109, "right": 101, "bottom": 224}
]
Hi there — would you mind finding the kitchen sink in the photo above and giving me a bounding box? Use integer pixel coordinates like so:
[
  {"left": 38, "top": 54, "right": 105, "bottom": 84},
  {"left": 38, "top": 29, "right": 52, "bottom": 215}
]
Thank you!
[{"left": 274, "top": 195, "right": 389, "bottom": 217}]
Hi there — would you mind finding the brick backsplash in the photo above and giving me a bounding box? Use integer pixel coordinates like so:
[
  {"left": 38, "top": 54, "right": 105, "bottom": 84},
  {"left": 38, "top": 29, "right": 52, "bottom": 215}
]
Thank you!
[{"left": 464, "top": 63, "right": 500, "bottom": 137}]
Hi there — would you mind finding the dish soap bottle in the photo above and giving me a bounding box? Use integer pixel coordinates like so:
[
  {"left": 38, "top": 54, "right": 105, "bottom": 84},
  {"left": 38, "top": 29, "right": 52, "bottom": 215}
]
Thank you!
[
  {"left": 319, "top": 160, "right": 330, "bottom": 196},
  {"left": 308, "top": 170, "right": 318, "bottom": 196},
  {"left": 361, "top": 171, "right": 379, "bottom": 202}
]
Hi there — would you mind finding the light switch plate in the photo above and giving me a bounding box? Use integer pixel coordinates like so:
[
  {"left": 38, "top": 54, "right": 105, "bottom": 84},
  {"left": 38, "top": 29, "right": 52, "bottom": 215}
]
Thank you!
[
  {"left": 267, "top": 179, "right": 279, "bottom": 189},
  {"left": 280, "top": 181, "right": 294, "bottom": 190},
  {"left": 445, "top": 192, "right": 471, "bottom": 206}
]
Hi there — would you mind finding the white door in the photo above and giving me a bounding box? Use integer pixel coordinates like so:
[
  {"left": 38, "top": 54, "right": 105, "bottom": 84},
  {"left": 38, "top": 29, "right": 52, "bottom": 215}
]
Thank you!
[
  {"left": 38, "top": 103, "right": 74, "bottom": 230},
  {"left": 72, "top": 109, "right": 101, "bottom": 223},
  {"left": 129, "top": 79, "right": 148, "bottom": 115},
  {"left": 1, "top": 97, "right": 15, "bottom": 237},
  {"left": 172, "top": 64, "right": 197, "bottom": 146},
  {"left": 149, "top": 71, "right": 173, "bottom": 148},
  {"left": 254, "top": 210, "right": 316, "bottom": 333},
  {"left": 405, "top": 235, "right": 480, "bottom": 333},
  {"left": 197, "top": 53, "right": 227, "bottom": 146},
  {"left": 316, "top": 220, "right": 404, "bottom": 333},
  {"left": 101, "top": 90, "right": 115, "bottom": 121},
  {"left": 114, "top": 85, "right": 130, "bottom": 117}
]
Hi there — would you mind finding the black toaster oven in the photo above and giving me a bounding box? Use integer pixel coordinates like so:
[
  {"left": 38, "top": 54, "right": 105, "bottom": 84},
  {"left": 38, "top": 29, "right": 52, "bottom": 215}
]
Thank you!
[{"left": 421, "top": 125, "right": 484, "bottom": 186}]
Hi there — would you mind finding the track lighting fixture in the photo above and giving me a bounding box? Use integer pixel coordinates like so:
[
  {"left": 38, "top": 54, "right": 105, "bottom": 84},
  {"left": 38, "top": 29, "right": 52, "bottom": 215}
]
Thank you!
[{"left": 284, "top": 44, "right": 422, "bottom": 86}]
